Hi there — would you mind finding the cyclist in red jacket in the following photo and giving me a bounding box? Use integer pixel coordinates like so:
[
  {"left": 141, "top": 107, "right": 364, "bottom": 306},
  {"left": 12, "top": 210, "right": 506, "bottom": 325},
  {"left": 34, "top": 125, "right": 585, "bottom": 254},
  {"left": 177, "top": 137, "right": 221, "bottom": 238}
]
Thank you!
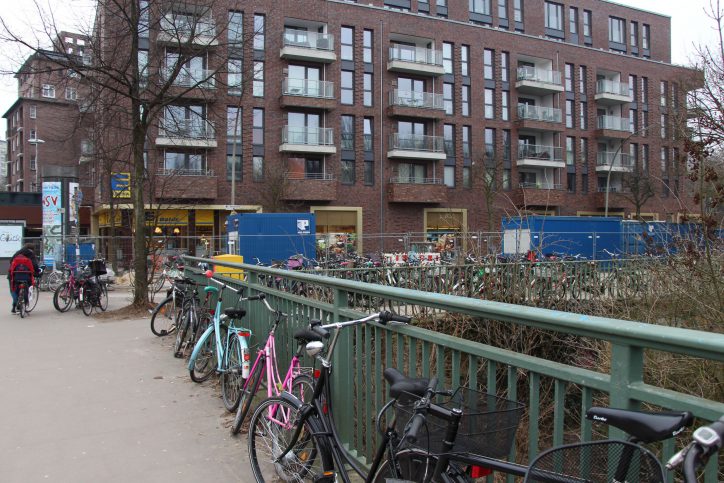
[{"left": 7, "top": 244, "right": 40, "bottom": 313}]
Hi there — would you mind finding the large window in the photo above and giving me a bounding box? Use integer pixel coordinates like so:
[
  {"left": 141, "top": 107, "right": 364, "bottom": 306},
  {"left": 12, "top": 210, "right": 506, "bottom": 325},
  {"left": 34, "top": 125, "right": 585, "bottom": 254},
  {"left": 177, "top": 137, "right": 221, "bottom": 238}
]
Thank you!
[
  {"left": 609, "top": 17, "right": 625, "bottom": 44},
  {"left": 363, "top": 117, "right": 373, "bottom": 152},
  {"left": 461, "top": 45, "right": 470, "bottom": 76},
  {"left": 443, "top": 124, "right": 455, "bottom": 157},
  {"left": 630, "top": 21, "right": 638, "bottom": 47},
  {"left": 253, "top": 14, "right": 265, "bottom": 50},
  {"left": 253, "top": 61, "right": 264, "bottom": 97},
  {"left": 498, "top": 0, "right": 508, "bottom": 19},
  {"left": 642, "top": 24, "right": 650, "bottom": 50},
  {"left": 363, "top": 73, "right": 373, "bottom": 107},
  {"left": 227, "top": 106, "right": 242, "bottom": 138},
  {"left": 501, "top": 91, "right": 509, "bottom": 121},
  {"left": 363, "top": 29, "right": 373, "bottom": 63},
  {"left": 341, "top": 160, "right": 355, "bottom": 184},
  {"left": 341, "top": 26, "right": 354, "bottom": 61},
  {"left": 462, "top": 126, "right": 471, "bottom": 158},
  {"left": 227, "top": 154, "right": 242, "bottom": 181},
  {"left": 565, "top": 63, "right": 574, "bottom": 92},
  {"left": 470, "top": 0, "right": 491, "bottom": 15},
  {"left": 544, "top": 2, "right": 563, "bottom": 31},
  {"left": 569, "top": 7, "right": 578, "bottom": 34},
  {"left": 484, "top": 88, "right": 495, "bottom": 119},
  {"left": 566, "top": 100, "right": 574, "bottom": 128},
  {"left": 579, "top": 101, "right": 587, "bottom": 129},
  {"left": 462, "top": 85, "right": 470, "bottom": 116},
  {"left": 443, "top": 83, "right": 454, "bottom": 115},
  {"left": 483, "top": 49, "right": 494, "bottom": 80},
  {"left": 442, "top": 42, "right": 453, "bottom": 74},
  {"left": 566, "top": 136, "right": 575, "bottom": 165},
  {"left": 253, "top": 156, "right": 264, "bottom": 181},
  {"left": 583, "top": 10, "right": 592, "bottom": 37},
  {"left": 42, "top": 84, "right": 55, "bottom": 98},
  {"left": 228, "top": 58, "right": 242, "bottom": 94},
  {"left": 341, "top": 70, "right": 354, "bottom": 105},
  {"left": 501, "top": 52, "right": 509, "bottom": 82},
  {"left": 514, "top": 0, "right": 523, "bottom": 23},
  {"left": 484, "top": 128, "right": 495, "bottom": 160},
  {"left": 164, "top": 151, "right": 205, "bottom": 173},
  {"left": 252, "top": 108, "right": 264, "bottom": 145},
  {"left": 341, "top": 115, "right": 355, "bottom": 150},
  {"left": 228, "top": 11, "right": 243, "bottom": 46}
]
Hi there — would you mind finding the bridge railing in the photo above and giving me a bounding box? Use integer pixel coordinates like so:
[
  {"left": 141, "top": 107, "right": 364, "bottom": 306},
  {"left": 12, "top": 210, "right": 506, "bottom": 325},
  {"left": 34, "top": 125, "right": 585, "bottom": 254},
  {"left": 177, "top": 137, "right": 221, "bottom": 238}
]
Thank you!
[{"left": 184, "top": 256, "right": 723, "bottom": 481}]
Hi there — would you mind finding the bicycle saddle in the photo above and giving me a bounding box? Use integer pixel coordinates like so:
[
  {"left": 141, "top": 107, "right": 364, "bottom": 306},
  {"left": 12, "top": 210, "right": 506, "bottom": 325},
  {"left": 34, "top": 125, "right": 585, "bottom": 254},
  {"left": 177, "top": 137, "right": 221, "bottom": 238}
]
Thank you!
[
  {"left": 384, "top": 367, "right": 430, "bottom": 400},
  {"left": 223, "top": 308, "right": 246, "bottom": 319},
  {"left": 586, "top": 407, "right": 693, "bottom": 443},
  {"left": 204, "top": 286, "right": 218, "bottom": 294},
  {"left": 293, "top": 329, "right": 323, "bottom": 343}
]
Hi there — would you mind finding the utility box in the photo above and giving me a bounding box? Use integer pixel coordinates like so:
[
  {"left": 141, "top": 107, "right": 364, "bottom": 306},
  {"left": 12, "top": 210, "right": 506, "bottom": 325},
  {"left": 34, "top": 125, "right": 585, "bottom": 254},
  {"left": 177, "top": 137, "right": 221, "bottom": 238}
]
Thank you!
[
  {"left": 502, "top": 216, "right": 622, "bottom": 260},
  {"left": 226, "top": 213, "right": 316, "bottom": 266},
  {"left": 212, "top": 254, "right": 245, "bottom": 280},
  {"left": 65, "top": 242, "right": 97, "bottom": 266}
]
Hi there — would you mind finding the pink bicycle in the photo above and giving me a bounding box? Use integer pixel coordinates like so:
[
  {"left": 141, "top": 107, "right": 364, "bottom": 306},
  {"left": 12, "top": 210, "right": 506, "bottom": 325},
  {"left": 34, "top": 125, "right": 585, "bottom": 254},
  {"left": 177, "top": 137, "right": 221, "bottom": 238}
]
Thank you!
[{"left": 230, "top": 294, "right": 317, "bottom": 435}]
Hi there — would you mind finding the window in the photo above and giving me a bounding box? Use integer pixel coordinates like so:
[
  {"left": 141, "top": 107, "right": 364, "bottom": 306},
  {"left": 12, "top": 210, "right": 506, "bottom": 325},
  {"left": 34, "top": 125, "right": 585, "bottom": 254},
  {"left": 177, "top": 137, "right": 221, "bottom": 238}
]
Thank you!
[
  {"left": 463, "top": 166, "right": 471, "bottom": 188},
  {"left": 629, "top": 75, "right": 637, "bottom": 101},
  {"left": 580, "top": 138, "right": 588, "bottom": 164},
  {"left": 484, "top": 88, "right": 495, "bottom": 119},
  {"left": 514, "top": 0, "right": 523, "bottom": 23},
  {"left": 498, "top": 0, "right": 508, "bottom": 19},
  {"left": 341, "top": 115, "right": 355, "bottom": 150},
  {"left": 253, "top": 156, "right": 264, "bottom": 181},
  {"left": 642, "top": 111, "right": 649, "bottom": 135},
  {"left": 483, "top": 49, "right": 494, "bottom": 80},
  {"left": 580, "top": 102, "right": 587, "bottom": 129},
  {"left": 642, "top": 144, "right": 649, "bottom": 173},
  {"left": 545, "top": 2, "right": 563, "bottom": 31},
  {"left": 341, "top": 71, "right": 354, "bottom": 105},
  {"left": 30, "top": 129, "right": 37, "bottom": 140},
  {"left": 228, "top": 11, "right": 243, "bottom": 46},
  {"left": 164, "top": 151, "right": 205, "bottom": 173},
  {"left": 567, "top": 173, "right": 576, "bottom": 193},
  {"left": 139, "top": 0, "right": 149, "bottom": 38},
  {"left": 341, "top": 160, "right": 355, "bottom": 184},
  {"left": 569, "top": 7, "right": 578, "bottom": 34},
  {"left": 642, "top": 24, "right": 650, "bottom": 50},
  {"left": 65, "top": 87, "right": 77, "bottom": 100},
  {"left": 363, "top": 29, "right": 373, "bottom": 63},
  {"left": 363, "top": 73, "right": 373, "bottom": 107},
  {"left": 443, "top": 124, "right": 455, "bottom": 157},
  {"left": 484, "top": 128, "right": 495, "bottom": 160},
  {"left": 579, "top": 66, "right": 587, "bottom": 95},
  {"left": 138, "top": 50, "right": 149, "bottom": 84},
  {"left": 462, "top": 126, "right": 471, "bottom": 158},
  {"left": 609, "top": 17, "right": 625, "bottom": 44},
  {"left": 641, "top": 77, "right": 648, "bottom": 104},
  {"left": 566, "top": 100, "right": 574, "bottom": 128},
  {"left": 363, "top": 117, "right": 373, "bottom": 152},
  {"left": 583, "top": 10, "right": 592, "bottom": 37},
  {"left": 364, "top": 160, "right": 374, "bottom": 185},
  {"left": 252, "top": 108, "right": 264, "bottom": 145},
  {"left": 227, "top": 106, "right": 242, "bottom": 138},
  {"left": 503, "top": 130, "right": 511, "bottom": 160},
  {"left": 660, "top": 81, "right": 667, "bottom": 107},
  {"left": 566, "top": 136, "right": 575, "bottom": 165},
  {"left": 341, "top": 27, "right": 354, "bottom": 61},
  {"left": 565, "top": 63, "right": 574, "bottom": 92},
  {"left": 470, "top": 0, "right": 491, "bottom": 15},
  {"left": 501, "top": 52, "right": 509, "bottom": 82},
  {"left": 253, "top": 61, "right": 264, "bottom": 97},
  {"left": 442, "top": 42, "right": 453, "bottom": 74},
  {"left": 253, "top": 14, "right": 265, "bottom": 50},
  {"left": 461, "top": 45, "right": 470, "bottom": 77},
  {"left": 660, "top": 147, "right": 669, "bottom": 175},
  {"left": 443, "top": 83, "right": 454, "bottom": 115},
  {"left": 227, "top": 155, "right": 242, "bottom": 181},
  {"left": 29, "top": 105, "right": 36, "bottom": 119},
  {"left": 629, "top": 108, "right": 638, "bottom": 133},
  {"left": 630, "top": 21, "right": 638, "bottom": 47},
  {"left": 503, "top": 169, "right": 511, "bottom": 190},
  {"left": 501, "top": 91, "right": 510, "bottom": 121},
  {"left": 444, "top": 166, "right": 455, "bottom": 187},
  {"left": 660, "top": 114, "right": 668, "bottom": 139},
  {"left": 30, "top": 156, "right": 36, "bottom": 170},
  {"left": 581, "top": 173, "right": 588, "bottom": 193},
  {"left": 41, "top": 84, "right": 55, "bottom": 98},
  {"left": 462, "top": 85, "right": 470, "bottom": 116}
]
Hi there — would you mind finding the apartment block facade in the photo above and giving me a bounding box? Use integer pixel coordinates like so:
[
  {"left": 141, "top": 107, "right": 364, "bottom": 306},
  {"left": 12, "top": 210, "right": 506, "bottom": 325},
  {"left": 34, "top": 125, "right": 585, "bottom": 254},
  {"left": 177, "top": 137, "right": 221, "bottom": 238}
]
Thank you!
[{"left": 91, "top": 0, "right": 697, "bottom": 253}]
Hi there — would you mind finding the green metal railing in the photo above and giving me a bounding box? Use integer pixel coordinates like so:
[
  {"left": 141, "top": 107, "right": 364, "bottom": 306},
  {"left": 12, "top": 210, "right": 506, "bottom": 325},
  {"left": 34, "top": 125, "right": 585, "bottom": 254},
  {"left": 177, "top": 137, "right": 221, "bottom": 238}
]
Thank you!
[{"left": 185, "top": 256, "right": 723, "bottom": 481}]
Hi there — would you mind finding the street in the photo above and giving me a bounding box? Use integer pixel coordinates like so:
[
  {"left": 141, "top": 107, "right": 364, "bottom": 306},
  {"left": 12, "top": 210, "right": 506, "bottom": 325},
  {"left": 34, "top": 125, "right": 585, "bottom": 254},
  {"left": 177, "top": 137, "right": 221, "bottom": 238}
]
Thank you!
[{"left": 0, "top": 286, "right": 254, "bottom": 482}]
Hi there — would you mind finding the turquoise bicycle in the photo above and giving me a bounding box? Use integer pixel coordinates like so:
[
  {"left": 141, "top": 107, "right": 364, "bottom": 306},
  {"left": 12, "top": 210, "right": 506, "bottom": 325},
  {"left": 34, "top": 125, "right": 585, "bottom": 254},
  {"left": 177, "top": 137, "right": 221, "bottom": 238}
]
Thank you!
[{"left": 187, "top": 271, "right": 253, "bottom": 412}]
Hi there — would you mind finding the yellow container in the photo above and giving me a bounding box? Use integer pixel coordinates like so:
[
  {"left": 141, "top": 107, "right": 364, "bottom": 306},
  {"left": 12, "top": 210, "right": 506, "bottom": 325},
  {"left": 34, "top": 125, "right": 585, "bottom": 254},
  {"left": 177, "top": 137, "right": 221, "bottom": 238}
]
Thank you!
[{"left": 212, "top": 254, "right": 245, "bottom": 280}]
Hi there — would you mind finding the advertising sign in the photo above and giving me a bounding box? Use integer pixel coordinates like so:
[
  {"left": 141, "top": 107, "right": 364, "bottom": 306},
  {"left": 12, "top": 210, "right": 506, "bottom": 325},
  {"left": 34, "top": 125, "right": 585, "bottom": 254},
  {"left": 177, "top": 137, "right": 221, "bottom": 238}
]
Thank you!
[
  {"left": 69, "top": 182, "right": 80, "bottom": 224},
  {"left": 0, "top": 225, "right": 23, "bottom": 258},
  {"left": 111, "top": 172, "right": 131, "bottom": 198},
  {"left": 42, "top": 182, "right": 63, "bottom": 266}
]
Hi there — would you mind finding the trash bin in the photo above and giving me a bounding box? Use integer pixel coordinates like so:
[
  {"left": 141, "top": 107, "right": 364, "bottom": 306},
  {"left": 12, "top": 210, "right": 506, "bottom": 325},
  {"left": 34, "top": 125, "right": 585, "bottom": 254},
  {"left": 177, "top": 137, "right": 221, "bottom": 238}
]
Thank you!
[{"left": 212, "top": 254, "right": 245, "bottom": 280}]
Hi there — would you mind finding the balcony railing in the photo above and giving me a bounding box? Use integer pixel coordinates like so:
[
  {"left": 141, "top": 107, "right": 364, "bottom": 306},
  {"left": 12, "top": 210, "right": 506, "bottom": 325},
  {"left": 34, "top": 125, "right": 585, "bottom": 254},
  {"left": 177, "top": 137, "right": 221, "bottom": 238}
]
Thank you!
[
  {"left": 596, "top": 79, "right": 629, "bottom": 97},
  {"left": 282, "top": 126, "right": 334, "bottom": 146},
  {"left": 159, "top": 119, "right": 216, "bottom": 139},
  {"left": 286, "top": 172, "right": 334, "bottom": 181},
  {"left": 159, "top": 15, "right": 216, "bottom": 40},
  {"left": 597, "top": 186, "right": 631, "bottom": 193},
  {"left": 157, "top": 168, "right": 215, "bottom": 177},
  {"left": 519, "top": 182, "right": 563, "bottom": 190},
  {"left": 389, "top": 177, "right": 444, "bottom": 185},
  {"left": 163, "top": 68, "right": 216, "bottom": 88},
  {"left": 389, "top": 46, "right": 443, "bottom": 66},
  {"left": 282, "top": 78, "right": 334, "bottom": 98},
  {"left": 517, "top": 104, "right": 562, "bottom": 123},
  {"left": 283, "top": 29, "right": 334, "bottom": 51},
  {"left": 516, "top": 66, "right": 562, "bottom": 85},
  {"left": 596, "top": 152, "right": 633, "bottom": 168},
  {"left": 517, "top": 144, "right": 563, "bottom": 161},
  {"left": 597, "top": 115, "right": 629, "bottom": 131},
  {"left": 389, "top": 133, "right": 445, "bottom": 152},
  {"left": 389, "top": 89, "right": 444, "bottom": 110}
]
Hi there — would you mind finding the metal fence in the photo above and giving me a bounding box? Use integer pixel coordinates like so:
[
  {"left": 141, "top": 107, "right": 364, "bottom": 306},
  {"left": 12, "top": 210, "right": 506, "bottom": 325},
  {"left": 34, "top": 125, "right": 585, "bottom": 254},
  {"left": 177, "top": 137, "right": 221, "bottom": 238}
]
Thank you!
[{"left": 184, "top": 256, "right": 723, "bottom": 482}]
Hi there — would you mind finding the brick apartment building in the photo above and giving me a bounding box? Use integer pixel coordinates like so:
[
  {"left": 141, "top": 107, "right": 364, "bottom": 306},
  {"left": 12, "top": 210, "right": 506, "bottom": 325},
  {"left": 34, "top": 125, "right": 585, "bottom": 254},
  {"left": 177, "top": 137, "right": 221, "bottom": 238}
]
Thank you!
[{"left": 93, "top": 1, "right": 699, "bottom": 253}]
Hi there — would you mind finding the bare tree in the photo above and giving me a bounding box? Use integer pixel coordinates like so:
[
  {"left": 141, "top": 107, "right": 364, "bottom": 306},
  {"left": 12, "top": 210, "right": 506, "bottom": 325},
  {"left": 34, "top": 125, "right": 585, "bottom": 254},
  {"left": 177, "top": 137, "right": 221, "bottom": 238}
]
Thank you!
[{"left": 620, "top": 163, "right": 657, "bottom": 220}]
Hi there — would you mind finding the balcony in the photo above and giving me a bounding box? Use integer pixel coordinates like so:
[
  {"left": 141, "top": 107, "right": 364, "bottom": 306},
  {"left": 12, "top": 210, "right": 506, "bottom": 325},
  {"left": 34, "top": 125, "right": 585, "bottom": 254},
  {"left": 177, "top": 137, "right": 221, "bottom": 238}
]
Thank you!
[
  {"left": 157, "top": 15, "right": 217, "bottom": 46},
  {"left": 517, "top": 144, "right": 564, "bottom": 168},
  {"left": 595, "top": 115, "right": 630, "bottom": 139},
  {"left": 280, "top": 126, "right": 336, "bottom": 154},
  {"left": 280, "top": 78, "right": 335, "bottom": 110},
  {"left": 162, "top": 68, "right": 216, "bottom": 89},
  {"left": 596, "top": 152, "right": 634, "bottom": 172},
  {"left": 515, "top": 67, "right": 564, "bottom": 95},
  {"left": 156, "top": 119, "right": 217, "bottom": 148},
  {"left": 516, "top": 104, "right": 564, "bottom": 132},
  {"left": 154, "top": 168, "right": 218, "bottom": 200},
  {"left": 387, "top": 133, "right": 446, "bottom": 160},
  {"left": 388, "top": 90, "right": 445, "bottom": 119},
  {"left": 512, "top": 183, "right": 565, "bottom": 206},
  {"left": 387, "top": 177, "right": 447, "bottom": 203},
  {"left": 387, "top": 46, "right": 445, "bottom": 76},
  {"left": 280, "top": 30, "right": 336, "bottom": 63},
  {"left": 595, "top": 80, "right": 633, "bottom": 105},
  {"left": 282, "top": 173, "right": 337, "bottom": 201}
]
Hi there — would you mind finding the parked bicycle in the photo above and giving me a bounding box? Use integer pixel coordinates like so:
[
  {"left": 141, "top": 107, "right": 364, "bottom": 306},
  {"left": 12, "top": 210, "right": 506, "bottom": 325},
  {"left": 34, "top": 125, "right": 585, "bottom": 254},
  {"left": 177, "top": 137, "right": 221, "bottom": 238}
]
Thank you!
[
  {"left": 77, "top": 259, "right": 109, "bottom": 316},
  {"left": 53, "top": 261, "right": 92, "bottom": 313},
  {"left": 150, "top": 276, "right": 197, "bottom": 337},
  {"left": 173, "top": 279, "right": 214, "bottom": 359}
]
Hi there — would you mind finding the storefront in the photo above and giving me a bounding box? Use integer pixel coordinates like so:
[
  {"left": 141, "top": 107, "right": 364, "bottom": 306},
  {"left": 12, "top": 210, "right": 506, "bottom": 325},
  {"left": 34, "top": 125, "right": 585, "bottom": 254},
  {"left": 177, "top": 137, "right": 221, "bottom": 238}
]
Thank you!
[{"left": 311, "top": 207, "right": 363, "bottom": 255}]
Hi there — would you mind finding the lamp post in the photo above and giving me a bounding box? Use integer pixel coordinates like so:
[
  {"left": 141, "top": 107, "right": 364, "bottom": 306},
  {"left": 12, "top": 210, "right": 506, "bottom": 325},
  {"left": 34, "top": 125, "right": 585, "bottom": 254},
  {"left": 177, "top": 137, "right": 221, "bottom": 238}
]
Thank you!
[{"left": 28, "top": 138, "right": 45, "bottom": 191}]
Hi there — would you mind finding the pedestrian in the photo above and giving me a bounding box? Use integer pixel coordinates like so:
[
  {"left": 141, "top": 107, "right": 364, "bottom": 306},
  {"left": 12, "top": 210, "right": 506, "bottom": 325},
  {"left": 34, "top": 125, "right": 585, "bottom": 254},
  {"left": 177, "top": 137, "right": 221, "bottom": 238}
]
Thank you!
[{"left": 7, "top": 244, "right": 40, "bottom": 313}]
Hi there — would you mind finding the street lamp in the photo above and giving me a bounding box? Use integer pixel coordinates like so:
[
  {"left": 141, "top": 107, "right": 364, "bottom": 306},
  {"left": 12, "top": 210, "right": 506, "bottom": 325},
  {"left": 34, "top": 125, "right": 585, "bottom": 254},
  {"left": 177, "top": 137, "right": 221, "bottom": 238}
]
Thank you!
[{"left": 28, "top": 138, "right": 45, "bottom": 191}]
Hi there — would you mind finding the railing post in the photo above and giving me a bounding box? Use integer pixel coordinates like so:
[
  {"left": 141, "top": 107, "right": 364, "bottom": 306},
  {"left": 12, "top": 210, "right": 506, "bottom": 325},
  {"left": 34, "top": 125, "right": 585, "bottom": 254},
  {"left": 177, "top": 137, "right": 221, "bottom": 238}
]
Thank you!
[
  {"left": 609, "top": 343, "right": 643, "bottom": 411},
  {"left": 332, "top": 287, "right": 355, "bottom": 449}
]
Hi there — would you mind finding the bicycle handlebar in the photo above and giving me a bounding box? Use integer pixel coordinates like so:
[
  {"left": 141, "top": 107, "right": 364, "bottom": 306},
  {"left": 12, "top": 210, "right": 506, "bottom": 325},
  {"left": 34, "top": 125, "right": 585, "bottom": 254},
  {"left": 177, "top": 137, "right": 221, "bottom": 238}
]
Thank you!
[
  {"left": 667, "top": 416, "right": 724, "bottom": 482},
  {"left": 404, "top": 377, "right": 438, "bottom": 445}
]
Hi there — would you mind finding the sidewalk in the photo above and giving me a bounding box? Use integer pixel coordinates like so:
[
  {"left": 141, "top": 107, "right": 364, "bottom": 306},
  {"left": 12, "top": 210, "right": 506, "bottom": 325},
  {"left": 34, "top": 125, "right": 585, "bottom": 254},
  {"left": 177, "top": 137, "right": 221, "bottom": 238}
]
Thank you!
[{"left": 0, "top": 286, "right": 255, "bottom": 482}]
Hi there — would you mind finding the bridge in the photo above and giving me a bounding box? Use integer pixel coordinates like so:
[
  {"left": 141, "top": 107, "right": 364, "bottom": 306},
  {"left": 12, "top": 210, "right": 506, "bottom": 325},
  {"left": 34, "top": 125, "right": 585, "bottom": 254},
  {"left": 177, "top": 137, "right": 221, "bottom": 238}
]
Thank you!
[{"left": 186, "top": 256, "right": 724, "bottom": 482}]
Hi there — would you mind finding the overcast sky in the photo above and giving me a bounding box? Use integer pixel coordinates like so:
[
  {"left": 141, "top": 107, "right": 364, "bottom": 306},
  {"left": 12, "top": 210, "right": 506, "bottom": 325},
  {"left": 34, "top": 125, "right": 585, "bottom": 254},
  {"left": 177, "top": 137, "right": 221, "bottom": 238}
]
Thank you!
[{"left": 0, "top": 0, "right": 720, "bottom": 135}]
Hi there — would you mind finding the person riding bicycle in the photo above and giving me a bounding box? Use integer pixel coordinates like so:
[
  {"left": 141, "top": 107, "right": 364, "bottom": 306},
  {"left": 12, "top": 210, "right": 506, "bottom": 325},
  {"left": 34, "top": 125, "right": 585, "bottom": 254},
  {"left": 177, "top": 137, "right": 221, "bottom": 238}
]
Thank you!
[{"left": 7, "top": 244, "right": 40, "bottom": 313}]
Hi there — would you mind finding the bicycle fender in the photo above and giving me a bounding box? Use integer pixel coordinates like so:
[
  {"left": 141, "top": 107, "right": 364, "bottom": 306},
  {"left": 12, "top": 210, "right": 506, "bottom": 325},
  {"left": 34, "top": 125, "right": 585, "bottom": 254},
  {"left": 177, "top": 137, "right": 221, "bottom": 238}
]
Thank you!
[
  {"left": 280, "top": 390, "right": 304, "bottom": 409},
  {"left": 187, "top": 324, "right": 215, "bottom": 371}
]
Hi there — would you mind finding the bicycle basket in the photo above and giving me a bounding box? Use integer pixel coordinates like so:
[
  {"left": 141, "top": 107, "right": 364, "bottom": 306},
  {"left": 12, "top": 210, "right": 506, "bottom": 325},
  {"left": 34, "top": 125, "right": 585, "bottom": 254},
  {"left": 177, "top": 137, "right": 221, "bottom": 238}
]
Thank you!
[
  {"left": 89, "top": 259, "right": 107, "bottom": 276},
  {"left": 395, "top": 387, "right": 524, "bottom": 458},
  {"left": 524, "top": 440, "right": 665, "bottom": 483}
]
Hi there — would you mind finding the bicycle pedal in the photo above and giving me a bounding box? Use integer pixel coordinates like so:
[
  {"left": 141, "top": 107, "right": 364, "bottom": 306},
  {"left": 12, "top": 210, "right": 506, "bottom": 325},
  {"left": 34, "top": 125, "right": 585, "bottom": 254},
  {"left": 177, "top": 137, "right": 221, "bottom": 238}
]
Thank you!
[{"left": 313, "top": 473, "right": 336, "bottom": 483}]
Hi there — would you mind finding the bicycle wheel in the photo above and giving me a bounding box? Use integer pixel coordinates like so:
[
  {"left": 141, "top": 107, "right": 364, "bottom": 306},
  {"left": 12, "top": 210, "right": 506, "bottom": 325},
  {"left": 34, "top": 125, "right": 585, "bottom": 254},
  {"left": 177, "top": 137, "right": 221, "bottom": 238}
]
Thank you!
[
  {"left": 53, "top": 284, "right": 73, "bottom": 313},
  {"left": 173, "top": 309, "right": 191, "bottom": 359},
  {"left": 17, "top": 287, "right": 26, "bottom": 318},
  {"left": 150, "top": 296, "right": 176, "bottom": 337},
  {"left": 221, "top": 333, "right": 246, "bottom": 412},
  {"left": 46, "top": 271, "right": 65, "bottom": 292},
  {"left": 248, "top": 397, "right": 322, "bottom": 482},
  {"left": 152, "top": 273, "right": 166, "bottom": 293},
  {"left": 189, "top": 327, "right": 218, "bottom": 383},
  {"left": 372, "top": 448, "right": 439, "bottom": 483},
  {"left": 98, "top": 282, "right": 108, "bottom": 311},
  {"left": 26, "top": 284, "right": 39, "bottom": 312},
  {"left": 232, "top": 354, "right": 266, "bottom": 435},
  {"left": 80, "top": 287, "right": 93, "bottom": 316}
]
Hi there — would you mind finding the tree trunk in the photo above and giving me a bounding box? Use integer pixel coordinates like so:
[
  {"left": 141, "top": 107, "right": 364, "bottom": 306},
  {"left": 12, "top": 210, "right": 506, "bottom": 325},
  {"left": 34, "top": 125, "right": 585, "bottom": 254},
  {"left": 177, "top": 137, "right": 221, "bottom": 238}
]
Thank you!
[{"left": 132, "top": 121, "right": 148, "bottom": 307}]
